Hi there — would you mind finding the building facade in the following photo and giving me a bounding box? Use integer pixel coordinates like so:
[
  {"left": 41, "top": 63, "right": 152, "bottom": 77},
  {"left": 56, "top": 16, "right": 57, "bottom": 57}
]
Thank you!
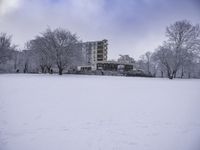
[
  {"left": 80, "top": 39, "right": 133, "bottom": 72},
  {"left": 82, "top": 39, "right": 108, "bottom": 70}
]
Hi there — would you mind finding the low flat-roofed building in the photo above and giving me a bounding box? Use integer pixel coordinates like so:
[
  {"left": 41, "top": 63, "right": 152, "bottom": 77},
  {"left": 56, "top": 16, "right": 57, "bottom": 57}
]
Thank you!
[{"left": 96, "top": 61, "right": 133, "bottom": 71}]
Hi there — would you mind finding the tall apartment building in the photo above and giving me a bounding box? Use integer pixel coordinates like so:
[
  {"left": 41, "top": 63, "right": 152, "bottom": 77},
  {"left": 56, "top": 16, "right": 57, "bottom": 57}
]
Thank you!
[
  {"left": 82, "top": 39, "right": 108, "bottom": 70},
  {"left": 79, "top": 39, "right": 133, "bottom": 72}
]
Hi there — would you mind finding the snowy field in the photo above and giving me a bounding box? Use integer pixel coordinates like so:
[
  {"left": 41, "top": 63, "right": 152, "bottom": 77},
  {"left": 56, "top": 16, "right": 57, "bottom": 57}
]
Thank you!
[{"left": 0, "top": 74, "right": 200, "bottom": 150}]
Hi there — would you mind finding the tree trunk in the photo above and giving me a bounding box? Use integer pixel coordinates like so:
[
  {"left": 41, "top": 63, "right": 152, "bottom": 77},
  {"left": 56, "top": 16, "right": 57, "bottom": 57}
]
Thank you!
[
  {"left": 23, "top": 63, "right": 28, "bottom": 73},
  {"left": 46, "top": 66, "right": 52, "bottom": 74},
  {"left": 173, "top": 70, "right": 177, "bottom": 78},
  {"left": 188, "top": 72, "right": 191, "bottom": 78},
  {"left": 181, "top": 67, "right": 184, "bottom": 78},
  {"left": 40, "top": 65, "right": 45, "bottom": 73},
  {"left": 167, "top": 70, "right": 173, "bottom": 79},
  {"left": 58, "top": 68, "right": 63, "bottom": 75},
  {"left": 161, "top": 71, "right": 163, "bottom": 78}
]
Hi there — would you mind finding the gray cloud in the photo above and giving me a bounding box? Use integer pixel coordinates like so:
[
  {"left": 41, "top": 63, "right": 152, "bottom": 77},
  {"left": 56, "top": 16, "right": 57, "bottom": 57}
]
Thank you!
[
  {"left": 0, "top": 0, "right": 22, "bottom": 16},
  {"left": 0, "top": 0, "right": 200, "bottom": 59}
]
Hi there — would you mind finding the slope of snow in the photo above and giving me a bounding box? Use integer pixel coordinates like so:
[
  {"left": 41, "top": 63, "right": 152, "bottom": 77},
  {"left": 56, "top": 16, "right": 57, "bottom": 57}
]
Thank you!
[{"left": 0, "top": 74, "right": 200, "bottom": 150}]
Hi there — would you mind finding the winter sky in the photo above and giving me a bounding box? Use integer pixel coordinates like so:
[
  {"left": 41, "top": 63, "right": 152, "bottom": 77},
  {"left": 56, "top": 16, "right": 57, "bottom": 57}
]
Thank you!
[{"left": 0, "top": 0, "right": 200, "bottom": 59}]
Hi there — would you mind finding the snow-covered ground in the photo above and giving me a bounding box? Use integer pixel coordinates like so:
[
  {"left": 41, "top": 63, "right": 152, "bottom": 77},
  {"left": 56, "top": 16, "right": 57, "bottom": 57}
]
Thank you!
[{"left": 0, "top": 74, "right": 200, "bottom": 150}]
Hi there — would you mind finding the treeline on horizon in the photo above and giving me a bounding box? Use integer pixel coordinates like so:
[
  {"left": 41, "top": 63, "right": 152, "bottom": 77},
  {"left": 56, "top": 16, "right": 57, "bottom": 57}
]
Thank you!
[{"left": 0, "top": 20, "right": 200, "bottom": 79}]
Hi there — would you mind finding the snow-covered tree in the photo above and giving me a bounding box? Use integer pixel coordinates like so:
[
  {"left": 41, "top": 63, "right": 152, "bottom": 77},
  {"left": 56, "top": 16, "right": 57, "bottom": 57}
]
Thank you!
[
  {"left": 137, "top": 52, "right": 157, "bottom": 76},
  {"left": 117, "top": 55, "right": 135, "bottom": 64},
  {"left": 43, "top": 28, "right": 80, "bottom": 75},
  {"left": 153, "top": 20, "right": 200, "bottom": 79},
  {"left": 28, "top": 28, "right": 81, "bottom": 75},
  {"left": 28, "top": 36, "right": 55, "bottom": 73},
  {"left": 0, "top": 33, "right": 16, "bottom": 64}
]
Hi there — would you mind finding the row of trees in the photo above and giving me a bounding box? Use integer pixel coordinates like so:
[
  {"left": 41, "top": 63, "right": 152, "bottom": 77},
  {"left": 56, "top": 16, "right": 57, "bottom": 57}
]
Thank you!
[
  {"left": 0, "top": 33, "right": 16, "bottom": 64},
  {"left": 131, "top": 20, "right": 200, "bottom": 79},
  {"left": 0, "top": 28, "right": 83, "bottom": 75},
  {"left": 1, "top": 20, "right": 200, "bottom": 78}
]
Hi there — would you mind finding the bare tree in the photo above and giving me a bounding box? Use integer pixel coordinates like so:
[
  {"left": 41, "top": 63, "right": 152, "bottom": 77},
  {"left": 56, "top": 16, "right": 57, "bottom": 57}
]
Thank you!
[
  {"left": 28, "top": 28, "right": 80, "bottom": 75},
  {"left": 143, "top": 52, "right": 152, "bottom": 75},
  {"left": 12, "top": 50, "right": 21, "bottom": 72},
  {"left": 154, "top": 20, "right": 200, "bottom": 79},
  {"left": 0, "top": 33, "right": 16, "bottom": 64},
  {"left": 43, "top": 28, "right": 79, "bottom": 75},
  {"left": 137, "top": 52, "right": 157, "bottom": 76},
  {"left": 153, "top": 44, "right": 175, "bottom": 79},
  {"left": 117, "top": 54, "right": 135, "bottom": 64},
  {"left": 28, "top": 37, "right": 55, "bottom": 73},
  {"left": 18, "top": 50, "right": 32, "bottom": 73},
  {"left": 166, "top": 20, "right": 200, "bottom": 78}
]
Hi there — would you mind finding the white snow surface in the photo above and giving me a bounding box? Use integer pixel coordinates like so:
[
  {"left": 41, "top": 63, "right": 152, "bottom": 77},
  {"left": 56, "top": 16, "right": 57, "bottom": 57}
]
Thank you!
[{"left": 0, "top": 74, "right": 200, "bottom": 150}]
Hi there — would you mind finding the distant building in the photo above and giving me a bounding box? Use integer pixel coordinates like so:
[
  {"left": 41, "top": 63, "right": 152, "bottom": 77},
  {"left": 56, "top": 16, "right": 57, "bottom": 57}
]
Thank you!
[
  {"left": 82, "top": 39, "right": 108, "bottom": 70},
  {"left": 96, "top": 61, "right": 133, "bottom": 71},
  {"left": 79, "top": 39, "right": 133, "bottom": 72}
]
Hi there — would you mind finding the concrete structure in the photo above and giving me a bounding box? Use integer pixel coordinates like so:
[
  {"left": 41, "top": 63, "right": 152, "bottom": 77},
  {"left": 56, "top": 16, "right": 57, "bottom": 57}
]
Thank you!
[
  {"left": 96, "top": 61, "right": 133, "bottom": 71},
  {"left": 80, "top": 39, "right": 133, "bottom": 72},
  {"left": 82, "top": 39, "right": 108, "bottom": 70}
]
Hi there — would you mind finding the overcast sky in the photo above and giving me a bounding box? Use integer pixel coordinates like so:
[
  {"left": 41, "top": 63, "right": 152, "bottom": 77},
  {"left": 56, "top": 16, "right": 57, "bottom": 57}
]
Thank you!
[{"left": 0, "top": 0, "right": 200, "bottom": 59}]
